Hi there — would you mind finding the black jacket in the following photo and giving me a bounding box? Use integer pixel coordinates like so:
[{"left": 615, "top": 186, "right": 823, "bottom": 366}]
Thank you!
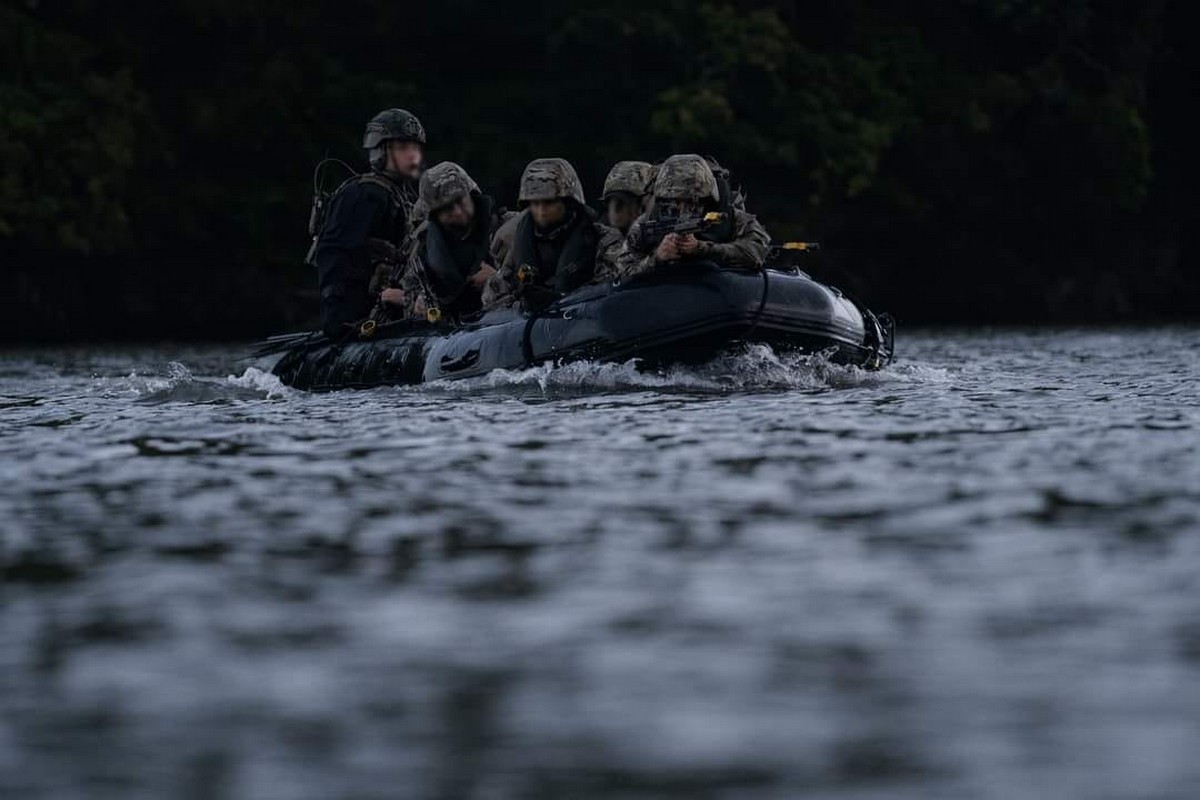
[{"left": 312, "top": 173, "right": 413, "bottom": 338}]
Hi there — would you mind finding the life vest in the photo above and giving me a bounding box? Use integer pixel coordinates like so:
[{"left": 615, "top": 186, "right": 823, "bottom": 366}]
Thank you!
[
  {"left": 420, "top": 194, "right": 498, "bottom": 303},
  {"left": 511, "top": 206, "right": 599, "bottom": 295}
]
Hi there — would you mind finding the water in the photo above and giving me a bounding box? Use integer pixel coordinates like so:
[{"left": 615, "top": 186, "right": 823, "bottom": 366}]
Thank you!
[{"left": 2, "top": 330, "right": 1199, "bottom": 799}]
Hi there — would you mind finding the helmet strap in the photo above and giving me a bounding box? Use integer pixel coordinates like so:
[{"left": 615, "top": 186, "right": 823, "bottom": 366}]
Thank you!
[{"left": 368, "top": 144, "right": 386, "bottom": 172}]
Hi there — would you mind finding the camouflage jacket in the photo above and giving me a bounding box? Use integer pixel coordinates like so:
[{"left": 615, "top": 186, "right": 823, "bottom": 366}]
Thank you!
[
  {"left": 489, "top": 211, "right": 520, "bottom": 272},
  {"left": 616, "top": 208, "right": 770, "bottom": 280}
]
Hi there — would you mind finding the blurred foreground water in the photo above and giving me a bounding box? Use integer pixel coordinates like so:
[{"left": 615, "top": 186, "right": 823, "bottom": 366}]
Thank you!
[{"left": 2, "top": 330, "right": 1199, "bottom": 799}]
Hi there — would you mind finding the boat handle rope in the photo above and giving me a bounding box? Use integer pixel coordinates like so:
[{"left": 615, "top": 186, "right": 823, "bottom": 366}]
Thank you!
[
  {"left": 520, "top": 297, "right": 581, "bottom": 367},
  {"left": 743, "top": 266, "right": 771, "bottom": 344},
  {"left": 521, "top": 266, "right": 772, "bottom": 369},
  {"left": 521, "top": 311, "right": 537, "bottom": 367}
]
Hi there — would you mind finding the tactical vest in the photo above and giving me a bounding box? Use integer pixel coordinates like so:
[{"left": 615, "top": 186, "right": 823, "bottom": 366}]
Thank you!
[{"left": 305, "top": 172, "right": 415, "bottom": 266}]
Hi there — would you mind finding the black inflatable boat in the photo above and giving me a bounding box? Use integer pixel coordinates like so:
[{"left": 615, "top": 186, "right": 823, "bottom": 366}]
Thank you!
[{"left": 263, "top": 264, "right": 894, "bottom": 391}]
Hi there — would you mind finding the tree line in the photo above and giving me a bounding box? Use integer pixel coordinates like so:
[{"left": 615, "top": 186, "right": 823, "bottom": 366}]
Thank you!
[{"left": 2, "top": 0, "right": 1194, "bottom": 340}]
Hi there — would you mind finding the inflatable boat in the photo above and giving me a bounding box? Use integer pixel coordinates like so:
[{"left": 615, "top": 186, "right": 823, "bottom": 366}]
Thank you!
[{"left": 262, "top": 263, "right": 894, "bottom": 391}]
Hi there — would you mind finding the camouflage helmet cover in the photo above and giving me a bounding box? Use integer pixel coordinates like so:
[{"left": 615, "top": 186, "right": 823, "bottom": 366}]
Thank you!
[
  {"left": 518, "top": 158, "right": 585, "bottom": 205},
  {"left": 362, "top": 108, "right": 427, "bottom": 149},
  {"left": 419, "top": 161, "right": 480, "bottom": 211},
  {"left": 602, "top": 161, "right": 656, "bottom": 199},
  {"left": 653, "top": 154, "right": 719, "bottom": 202}
]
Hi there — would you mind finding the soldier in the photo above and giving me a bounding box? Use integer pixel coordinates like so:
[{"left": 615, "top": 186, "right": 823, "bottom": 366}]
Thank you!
[
  {"left": 482, "top": 158, "right": 623, "bottom": 312},
  {"left": 601, "top": 160, "right": 656, "bottom": 235},
  {"left": 617, "top": 154, "right": 770, "bottom": 279},
  {"left": 397, "top": 162, "right": 513, "bottom": 320},
  {"left": 310, "top": 108, "right": 425, "bottom": 338}
]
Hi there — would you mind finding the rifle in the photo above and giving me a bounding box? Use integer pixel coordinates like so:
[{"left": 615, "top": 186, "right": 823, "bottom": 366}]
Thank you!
[
  {"left": 358, "top": 235, "right": 441, "bottom": 338},
  {"left": 767, "top": 241, "right": 820, "bottom": 259},
  {"left": 640, "top": 211, "right": 726, "bottom": 245}
]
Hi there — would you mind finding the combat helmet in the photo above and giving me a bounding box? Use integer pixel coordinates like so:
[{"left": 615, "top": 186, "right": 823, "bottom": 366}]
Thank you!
[
  {"left": 602, "top": 161, "right": 656, "bottom": 200},
  {"left": 652, "top": 154, "right": 720, "bottom": 203},
  {"left": 419, "top": 162, "right": 479, "bottom": 212},
  {"left": 518, "top": 158, "right": 586, "bottom": 206},
  {"left": 363, "top": 108, "right": 426, "bottom": 170}
]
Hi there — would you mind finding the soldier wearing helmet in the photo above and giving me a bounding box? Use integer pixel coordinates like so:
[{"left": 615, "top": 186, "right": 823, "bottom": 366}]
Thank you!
[
  {"left": 310, "top": 108, "right": 426, "bottom": 338},
  {"left": 617, "top": 154, "right": 769, "bottom": 279},
  {"left": 390, "top": 162, "right": 514, "bottom": 321},
  {"left": 482, "top": 158, "right": 623, "bottom": 312},
  {"left": 601, "top": 161, "right": 656, "bottom": 235}
]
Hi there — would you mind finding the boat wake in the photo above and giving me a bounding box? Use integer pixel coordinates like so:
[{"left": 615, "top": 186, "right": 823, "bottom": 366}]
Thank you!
[
  {"left": 422, "top": 344, "right": 949, "bottom": 397},
  {"left": 95, "top": 362, "right": 293, "bottom": 403},
  {"left": 93, "top": 346, "right": 947, "bottom": 403}
]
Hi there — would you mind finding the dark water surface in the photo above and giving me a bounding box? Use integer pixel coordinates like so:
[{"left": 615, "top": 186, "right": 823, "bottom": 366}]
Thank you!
[{"left": 2, "top": 330, "right": 1199, "bottom": 799}]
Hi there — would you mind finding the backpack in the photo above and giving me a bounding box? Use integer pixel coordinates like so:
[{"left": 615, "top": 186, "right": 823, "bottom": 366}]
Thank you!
[{"left": 304, "top": 157, "right": 361, "bottom": 266}]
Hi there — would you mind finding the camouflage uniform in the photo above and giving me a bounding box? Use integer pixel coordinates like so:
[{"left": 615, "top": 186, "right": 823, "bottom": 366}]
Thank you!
[
  {"left": 395, "top": 162, "right": 512, "bottom": 320},
  {"left": 617, "top": 154, "right": 769, "bottom": 280},
  {"left": 490, "top": 212, "right": 520, "bottom": 272},
  {"left": 482, "top": 158, "right": 622, "bottom": 311}
]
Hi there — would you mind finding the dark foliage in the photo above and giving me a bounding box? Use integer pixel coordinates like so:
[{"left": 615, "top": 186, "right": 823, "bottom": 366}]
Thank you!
[{"left": 2, "top": 0, "right": 1194, "bottom": 340}]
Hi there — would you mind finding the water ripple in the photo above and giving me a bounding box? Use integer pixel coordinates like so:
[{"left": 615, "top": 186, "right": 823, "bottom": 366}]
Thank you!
[{"left": 2, "top": 329, "right": 1200, "bottom": 798}]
